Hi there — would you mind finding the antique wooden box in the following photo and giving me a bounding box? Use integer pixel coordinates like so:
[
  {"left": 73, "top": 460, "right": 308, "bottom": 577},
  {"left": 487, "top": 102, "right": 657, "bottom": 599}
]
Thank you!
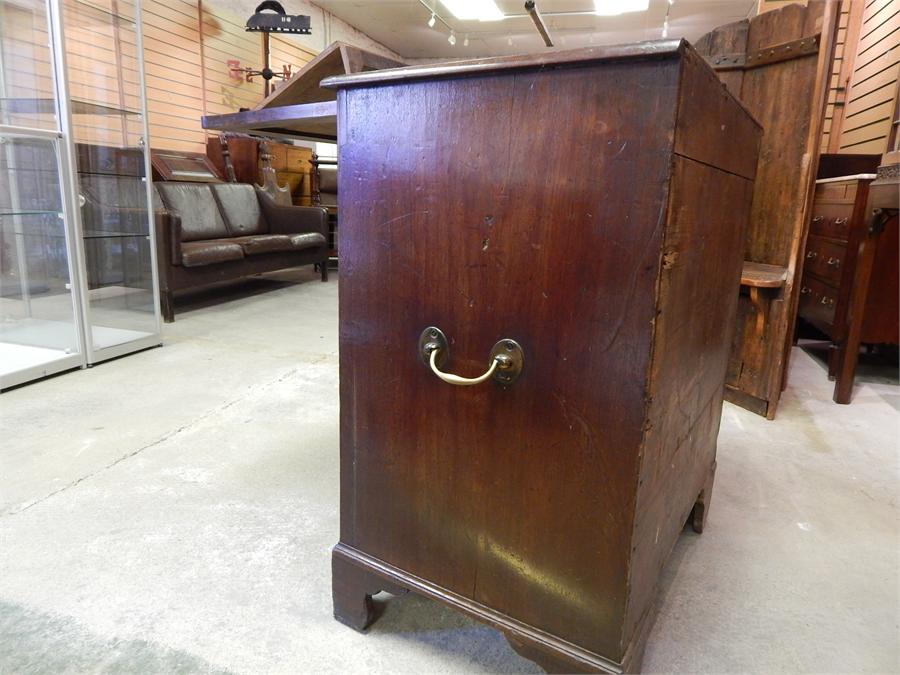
[{"left": 325, "top": 41, "right": 761, "bottom": 673}]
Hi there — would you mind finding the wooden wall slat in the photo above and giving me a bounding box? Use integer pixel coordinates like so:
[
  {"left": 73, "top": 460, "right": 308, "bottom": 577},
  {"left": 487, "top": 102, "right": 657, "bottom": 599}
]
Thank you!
[
  {"left": 5, "top": 0, "right": 369, "bottom": 153},
  {"left": 834, "top": 0, "right": 900, "bottom": 155}
]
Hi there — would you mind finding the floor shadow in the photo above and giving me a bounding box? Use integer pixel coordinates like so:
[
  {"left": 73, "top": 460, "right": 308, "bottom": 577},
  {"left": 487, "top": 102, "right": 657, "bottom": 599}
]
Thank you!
[
  {"left": 365, "top": 592, "right": 542, "bottom": 673},
  {"left": 0, "top": 600, "right": 231, "bottom": 675},
  {"left": 799, "top": 339, "right": 899, "bottom": 385},
  {"left": 172, "top": 268, "right": 326, "bottom": 318}
]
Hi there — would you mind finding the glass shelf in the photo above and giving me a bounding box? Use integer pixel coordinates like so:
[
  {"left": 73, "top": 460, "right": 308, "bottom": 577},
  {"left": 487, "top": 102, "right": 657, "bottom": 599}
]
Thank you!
[
  {"left": 0, "top": 210, "right": 63, "bottom": 217},
  {"left": 0, "top": 98, "right": 142, "bottom": 117},
  {"left": 0, "top": 0, "right": 160, "bottom": 389}
]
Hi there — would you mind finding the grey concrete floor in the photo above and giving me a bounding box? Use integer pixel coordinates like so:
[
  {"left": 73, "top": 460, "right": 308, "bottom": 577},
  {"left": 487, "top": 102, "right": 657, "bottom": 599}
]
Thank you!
[{"left": 1, "top": 268, "right": 898, "bottom": 674}]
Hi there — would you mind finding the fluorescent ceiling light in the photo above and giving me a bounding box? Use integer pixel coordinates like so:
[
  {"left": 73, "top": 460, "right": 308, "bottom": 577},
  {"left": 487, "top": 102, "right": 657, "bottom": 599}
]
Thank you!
[
  {"left": 440, "top": 0, "right": 504, "bottom": 22},
  {"left": 593, "top": 0, "right": 650, "bottom": 16}
]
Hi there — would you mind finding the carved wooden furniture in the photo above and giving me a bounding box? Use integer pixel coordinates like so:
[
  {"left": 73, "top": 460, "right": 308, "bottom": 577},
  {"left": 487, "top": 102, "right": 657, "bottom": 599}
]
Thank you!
[
  {"left": 150, "top": 149, "right": 222, "bottom": 183},
  {"left": 205, "top": 135, "right": 313, "bottom": 207},
  {"left": 202, "top": 41, "right": 405, "bottom": 141},
  {"left": 325, "top": 42, "right": 761, "bottom": 674},
  {"left": 695, "top": 0, "right": 840, "bottom": 419}
]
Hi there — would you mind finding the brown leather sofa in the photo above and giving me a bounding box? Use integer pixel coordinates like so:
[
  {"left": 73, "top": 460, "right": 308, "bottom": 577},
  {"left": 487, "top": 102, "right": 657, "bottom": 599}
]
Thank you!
[{"left": 155, "top": 182, "right": 328, "bottom": 322}]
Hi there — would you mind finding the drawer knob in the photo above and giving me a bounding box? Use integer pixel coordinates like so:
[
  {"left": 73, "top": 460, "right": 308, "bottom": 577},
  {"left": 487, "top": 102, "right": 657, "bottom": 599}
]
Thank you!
[
  {"left": 834, "top": 218, "right": 847, "bottom": 225},
  {"left": 820, "top": 296, "right": 834, "bottom": 306},
  {"left": 418, "top": 326, "right": 524, "bottom": 386},
  {"left": 827, "top": 257, "right": 840, "bottom": 267},
  {"left": 806, "top": 251, "right": 817, "bottom": 259},
  {"left": 801, "top": 286, "right": 811, "bottom": 294},
  {"left": 812, "top": 216, "right": 823, "bottom": 223}
]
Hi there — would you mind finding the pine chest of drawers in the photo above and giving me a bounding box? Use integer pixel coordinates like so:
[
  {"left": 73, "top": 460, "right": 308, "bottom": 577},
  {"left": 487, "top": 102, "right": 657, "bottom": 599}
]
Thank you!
[{"left": 324, "top": 41, "right": 761, "bottom": 673}]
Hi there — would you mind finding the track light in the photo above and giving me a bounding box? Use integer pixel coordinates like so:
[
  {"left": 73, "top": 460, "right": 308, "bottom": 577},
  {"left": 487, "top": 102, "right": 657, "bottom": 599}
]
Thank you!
[
  {"left": 427, "top": 12, "right": 436, "bottom": 28},
  {"left": 463, "top": 34, "right": 469, "bottom": 47},
  {"left": 448, "top": 30, "right": 456, "bottom": 45},
  {"left": 507, "top": 35, "right": 513, "bottom": 46}
]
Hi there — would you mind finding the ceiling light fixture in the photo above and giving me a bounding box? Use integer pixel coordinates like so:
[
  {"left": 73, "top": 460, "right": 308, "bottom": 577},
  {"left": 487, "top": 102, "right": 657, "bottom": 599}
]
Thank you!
[
  {"left": 448, "top": 30, "right": 457, "bottom": 45},
  {"left": 427, "top": 12, "right": 436, "bottom": 28},
  {"left": 440, "top": 0, "right": 504, "bottom": 22},
  {"left": 463, "top": 33, "right": 469, "bottom": 46},
  {"left": 507, "top": 34, "right": 513, "bottom": 46},
  {"left": 593, "top": 0, "right": 650, "bottom": 16}
]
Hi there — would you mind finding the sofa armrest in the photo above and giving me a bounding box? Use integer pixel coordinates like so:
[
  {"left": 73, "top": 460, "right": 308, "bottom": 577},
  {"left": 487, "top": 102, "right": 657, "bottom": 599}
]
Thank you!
[
  {"left": 256, "top": 188, "right": 328, "bottom": 238},
  {"left": 154, "top": 211, "right": 182, "bottom": 266}
]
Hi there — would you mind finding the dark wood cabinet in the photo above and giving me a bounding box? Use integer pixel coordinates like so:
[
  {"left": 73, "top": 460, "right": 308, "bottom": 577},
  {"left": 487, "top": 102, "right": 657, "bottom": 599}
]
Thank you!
[
  {"left": 325, "top": 42, "right": 760, "bottom": 673},
  {"left": 797, "top": 157, "right": 899, "bottom": 403}
]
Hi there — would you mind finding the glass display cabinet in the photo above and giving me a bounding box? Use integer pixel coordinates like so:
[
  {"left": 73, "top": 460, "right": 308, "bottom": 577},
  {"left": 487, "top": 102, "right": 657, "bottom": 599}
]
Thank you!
[{"left": 0, "top": 0, "right": 161, "bottom": 390}]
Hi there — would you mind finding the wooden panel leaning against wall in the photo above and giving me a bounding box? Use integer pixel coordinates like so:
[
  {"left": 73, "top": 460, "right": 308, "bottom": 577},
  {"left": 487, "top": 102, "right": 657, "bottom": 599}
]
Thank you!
[
  {"left": 758, "top": 0, "right": 899, "bottom": 156},
  {"left": 694, "top": 1, "right": 840, "bottom": 419}
]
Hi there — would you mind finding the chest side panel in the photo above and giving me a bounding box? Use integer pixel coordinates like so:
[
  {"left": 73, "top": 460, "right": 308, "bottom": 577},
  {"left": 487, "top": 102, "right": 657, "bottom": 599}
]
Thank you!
[
  {"left": 625, "top": 52, "right": 761, "bottom": 644},
  {"left": 338, "top": 60, "right": 679, "bottom": 658}
]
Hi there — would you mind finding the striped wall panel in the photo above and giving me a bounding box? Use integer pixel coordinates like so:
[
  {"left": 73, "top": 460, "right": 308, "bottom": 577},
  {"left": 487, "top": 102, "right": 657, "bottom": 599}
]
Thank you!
[{"left": 838, "top": 0, "right": 900, "bottom": 154}]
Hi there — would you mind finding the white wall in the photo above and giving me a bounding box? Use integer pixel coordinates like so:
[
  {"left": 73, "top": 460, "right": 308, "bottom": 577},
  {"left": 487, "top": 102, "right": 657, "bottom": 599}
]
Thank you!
[{"left": 211, "top": 0, "right": 402, "bottom": 60}]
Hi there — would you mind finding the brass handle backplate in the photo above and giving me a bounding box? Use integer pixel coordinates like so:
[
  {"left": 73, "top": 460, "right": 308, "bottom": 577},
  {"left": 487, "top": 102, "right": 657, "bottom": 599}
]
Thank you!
[{"left": 418, "top": 326, "right": 524, "bottom": 386}]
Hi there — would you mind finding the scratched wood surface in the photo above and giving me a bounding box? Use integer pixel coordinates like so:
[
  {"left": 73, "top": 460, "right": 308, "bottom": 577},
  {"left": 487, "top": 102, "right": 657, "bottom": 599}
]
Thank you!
[
  {"left": 623, "top": 45, "right": 760, "bottom": 650},
  {"left": 694, "top": 0, "right": 840, "bottom": 419},
  {"left": 332, "top": 43, "right": 760, "bottom": 672}
]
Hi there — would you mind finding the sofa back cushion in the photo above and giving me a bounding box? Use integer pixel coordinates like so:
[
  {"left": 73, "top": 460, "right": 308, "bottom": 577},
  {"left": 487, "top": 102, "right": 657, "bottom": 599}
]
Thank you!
[
  {"left": 211, "top": 183, "right": 267, "bottom": 236},
  {"left": 156, "top": 182, "right": 230, "bottom": 242},
  {"left": 318, "top": 167, "right": 338, "bottom": 193}
]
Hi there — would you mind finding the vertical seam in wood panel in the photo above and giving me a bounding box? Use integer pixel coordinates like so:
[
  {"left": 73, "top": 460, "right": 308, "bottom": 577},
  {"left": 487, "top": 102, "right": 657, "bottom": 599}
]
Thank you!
[
  {"left": 774, "top": 0, "right": 841, "bottom": 405},
  {"left": 198, "top": 0, "right": 208, "bottom": 130},
  {"left": 620, "top": 49, "right": 686, "bottom": 656}
]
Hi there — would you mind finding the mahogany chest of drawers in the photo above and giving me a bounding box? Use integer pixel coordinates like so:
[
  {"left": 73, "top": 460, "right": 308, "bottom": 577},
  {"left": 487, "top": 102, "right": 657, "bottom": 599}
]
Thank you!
[
  {"left": 325, "top": 42, "right": 761, "bottom": 673},
  {"left": 798, "top": 170, "right": 899, "bottom": 402}
]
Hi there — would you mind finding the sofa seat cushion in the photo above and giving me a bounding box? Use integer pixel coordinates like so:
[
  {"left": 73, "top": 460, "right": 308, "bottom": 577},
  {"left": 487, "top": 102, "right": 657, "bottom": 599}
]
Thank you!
[
  {"left": 181, "top": 239, "right": 245, "bottom": 267},
  {"left": 231, "top": 234, "right": 296, "bottom": 255},
  {"left": 290, "top": 232, "right": 327, "bottom": 250}
]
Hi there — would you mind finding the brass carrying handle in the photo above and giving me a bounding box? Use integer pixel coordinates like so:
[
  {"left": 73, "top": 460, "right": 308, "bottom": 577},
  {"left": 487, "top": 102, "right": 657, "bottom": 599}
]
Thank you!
[
  {"left": 429, "top": 348, "right": 499, "bottom": 385},
  {"left": 418, "top": 326, "right": 524, "bottom": 386}
]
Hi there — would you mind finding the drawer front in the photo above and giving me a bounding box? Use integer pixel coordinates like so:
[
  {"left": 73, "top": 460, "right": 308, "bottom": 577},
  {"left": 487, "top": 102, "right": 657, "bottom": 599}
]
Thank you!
[
  {"left": 813, "top": 180, "right": 857, "bottom": 204},
  {"left": 798, "top": 275, "right": 837, "bottom": 328},
  {"left": 809, "top": 203, "right": 852, "bottom": 240},
  {"left": 266, "top": 143, "right": 287, "bottom": 171},
  {"left": 284, "top": 147, "right": 311, "bottom": 173},
  {"left": 803, "top": 235, "right": 846, "bottom": 286}
]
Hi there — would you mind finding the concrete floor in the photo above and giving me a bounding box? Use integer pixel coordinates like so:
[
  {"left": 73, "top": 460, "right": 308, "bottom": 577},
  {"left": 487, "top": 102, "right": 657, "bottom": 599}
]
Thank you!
[{"left": 1, "top": 268, "right": 898, "bottom": 674}]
